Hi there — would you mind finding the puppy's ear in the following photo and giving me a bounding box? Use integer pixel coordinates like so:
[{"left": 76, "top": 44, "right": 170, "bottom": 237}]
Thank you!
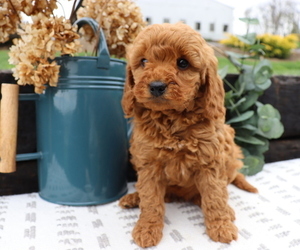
[
  {"left": 121, "top": 60, "right": 136, "bottom": 118},
  {"left": 200, "top": 55, "right": 225, "bottom": 121}
]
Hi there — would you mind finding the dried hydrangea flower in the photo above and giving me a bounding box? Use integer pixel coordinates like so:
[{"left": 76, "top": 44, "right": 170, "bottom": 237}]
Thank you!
[
  {"left": 0, "top": 0, "right": 21, "bottom": 43},
  {"left": 0, "top": 0, "right": 58, "bottom": 44},
  {"left": 9, "top": 13, "right": 81, "bottom": 93},
  {"left": 77, "top": 0, "right": 146, "bottom": 58},
  {"left": 14, "top": 0, "right": 58, "bottom": 16}
]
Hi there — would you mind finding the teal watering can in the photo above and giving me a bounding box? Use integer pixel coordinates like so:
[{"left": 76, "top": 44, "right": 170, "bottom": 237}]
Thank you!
[{"left": 17, "top": 18, "right": 129, "bottom": 205}]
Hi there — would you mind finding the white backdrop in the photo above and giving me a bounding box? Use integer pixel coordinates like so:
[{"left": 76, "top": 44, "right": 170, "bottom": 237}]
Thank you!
[{"left": 1, "top": 159, "right": 300, "bottom": 250}]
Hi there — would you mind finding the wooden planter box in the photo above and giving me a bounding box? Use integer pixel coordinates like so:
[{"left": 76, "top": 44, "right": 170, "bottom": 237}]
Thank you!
[
  {"left": 259, "top": 75, "right": 300, "bottom": 162},
  {"left": 225, "top": 74, "right": 300, "bottom": 163},
  {"left": 1, "top": 71, "right": 300, "bottom": 195}
]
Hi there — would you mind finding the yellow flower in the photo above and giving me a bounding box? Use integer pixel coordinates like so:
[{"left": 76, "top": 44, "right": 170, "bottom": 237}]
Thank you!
[
  {"left": 273, "top": 49, "right": 282, "bottom": 56},
  {"left": 263, "top": 44, "right": 272, "bottom": 51},
  {"left": 258, "top": 33, "right": 298, "bottom": 59}
]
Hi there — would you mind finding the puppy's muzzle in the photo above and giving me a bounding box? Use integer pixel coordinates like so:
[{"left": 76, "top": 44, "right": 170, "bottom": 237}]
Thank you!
[{"left": 149, "top": 81, "right": 166, "bottom": 97}]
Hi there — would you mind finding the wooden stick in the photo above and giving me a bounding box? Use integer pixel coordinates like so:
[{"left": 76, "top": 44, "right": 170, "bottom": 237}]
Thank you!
[{"left": 0, "top": 83, "right": 19, "bottom": 173}]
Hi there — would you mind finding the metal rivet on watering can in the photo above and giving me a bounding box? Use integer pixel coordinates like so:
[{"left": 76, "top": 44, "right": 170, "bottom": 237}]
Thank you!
[{"left": 35, "top": 18, "right": 128, "bottom": 205}]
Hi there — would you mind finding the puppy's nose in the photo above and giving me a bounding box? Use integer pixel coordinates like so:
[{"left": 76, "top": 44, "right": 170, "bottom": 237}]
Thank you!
[{"left": 149, "top": 81, "right": 167, "bottom": 97}]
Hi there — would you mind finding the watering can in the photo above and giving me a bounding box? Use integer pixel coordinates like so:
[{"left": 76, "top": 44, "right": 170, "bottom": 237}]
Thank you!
[{"left": 0, "top": 18, "right": 129, "bottom": 206}]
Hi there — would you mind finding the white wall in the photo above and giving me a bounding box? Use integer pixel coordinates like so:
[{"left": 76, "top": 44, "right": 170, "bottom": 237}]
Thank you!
[{"left": 136, "top": 0, "right": 234, "bottom": 41}]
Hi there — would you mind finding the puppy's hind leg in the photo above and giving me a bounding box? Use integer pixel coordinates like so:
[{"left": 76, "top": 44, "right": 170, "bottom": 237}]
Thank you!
[
  {"left": 119, "top": 188, "right": 184, "bottom": 208},
  {"left": 232, "top": 172, "right": 258, "bottom": 193},
  {"left": 119, "top": 192, "right": 140, "bottom": 208}
]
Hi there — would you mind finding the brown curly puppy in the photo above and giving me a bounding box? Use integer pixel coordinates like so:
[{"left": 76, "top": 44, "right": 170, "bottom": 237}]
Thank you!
[{"left": 119, "top": 22, "right": 258, "bottom": 248}]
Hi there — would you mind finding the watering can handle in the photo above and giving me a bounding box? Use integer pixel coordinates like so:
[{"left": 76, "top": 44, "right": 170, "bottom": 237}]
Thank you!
[{"left": 74, "top": 17, "right": 110, "bottom": 70}]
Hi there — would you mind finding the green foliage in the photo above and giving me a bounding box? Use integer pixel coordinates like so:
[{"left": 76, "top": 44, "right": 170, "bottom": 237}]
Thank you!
[
  {"left": 0, "top": 50, "right": 13, "bottom": 69},
  {"left": 221, "top": 18, "right": 284, "bottom": 176}
]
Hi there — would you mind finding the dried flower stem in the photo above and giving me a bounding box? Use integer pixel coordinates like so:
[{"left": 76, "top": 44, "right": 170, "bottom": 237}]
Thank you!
[
  {"left": 6, "top": 0, "right": 21, "bottom": 23},
  {"left": 70, "top": 0, "right": 84, "bottom": 23}
]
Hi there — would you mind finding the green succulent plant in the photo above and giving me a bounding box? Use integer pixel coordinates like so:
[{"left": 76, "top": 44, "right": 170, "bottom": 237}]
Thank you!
[{"left": 220, "top": 18, "right": 284, "bottom": 175}]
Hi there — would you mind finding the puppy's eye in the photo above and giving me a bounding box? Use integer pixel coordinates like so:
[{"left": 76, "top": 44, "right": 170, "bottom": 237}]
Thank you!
[
  {"left": 177, "top": 58, "right": 189, "bottom": 70},
  {"left": 141, "top": 58, "right": 148, "bottom": 67}
]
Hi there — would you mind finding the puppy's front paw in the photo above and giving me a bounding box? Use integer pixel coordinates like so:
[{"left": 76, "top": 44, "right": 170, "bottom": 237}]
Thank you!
[
  {"left": 132, "top": 220, "right": 163, "bottom": 248},
  {"left": 119, "top": 192, "right": 140, "bottom": 208},
  {"left": 206, "top": 220, "right": 238, "bottom": 243},
  {"left": 226, "top": 206, "right": 236, "bottom": 221}
]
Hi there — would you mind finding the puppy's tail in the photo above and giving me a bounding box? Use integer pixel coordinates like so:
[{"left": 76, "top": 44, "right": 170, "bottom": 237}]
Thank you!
[{"left": 231, "top": 172, "right": 258, "bottom": 193}]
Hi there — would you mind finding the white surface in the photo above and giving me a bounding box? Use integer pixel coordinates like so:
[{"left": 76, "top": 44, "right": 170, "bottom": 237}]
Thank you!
[{"left": 1, "top": 159, "right": 300, "bottom": 250}]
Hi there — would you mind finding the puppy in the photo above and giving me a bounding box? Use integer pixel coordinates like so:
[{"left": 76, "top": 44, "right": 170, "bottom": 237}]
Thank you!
[{"left": 119, "top": 23, "right": 257, "bottom": 248}]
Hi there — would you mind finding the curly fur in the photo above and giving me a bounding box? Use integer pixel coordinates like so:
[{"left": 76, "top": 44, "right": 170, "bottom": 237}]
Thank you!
[{"left": 119, "top": 23, "right": 258, "bottom": 248}]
